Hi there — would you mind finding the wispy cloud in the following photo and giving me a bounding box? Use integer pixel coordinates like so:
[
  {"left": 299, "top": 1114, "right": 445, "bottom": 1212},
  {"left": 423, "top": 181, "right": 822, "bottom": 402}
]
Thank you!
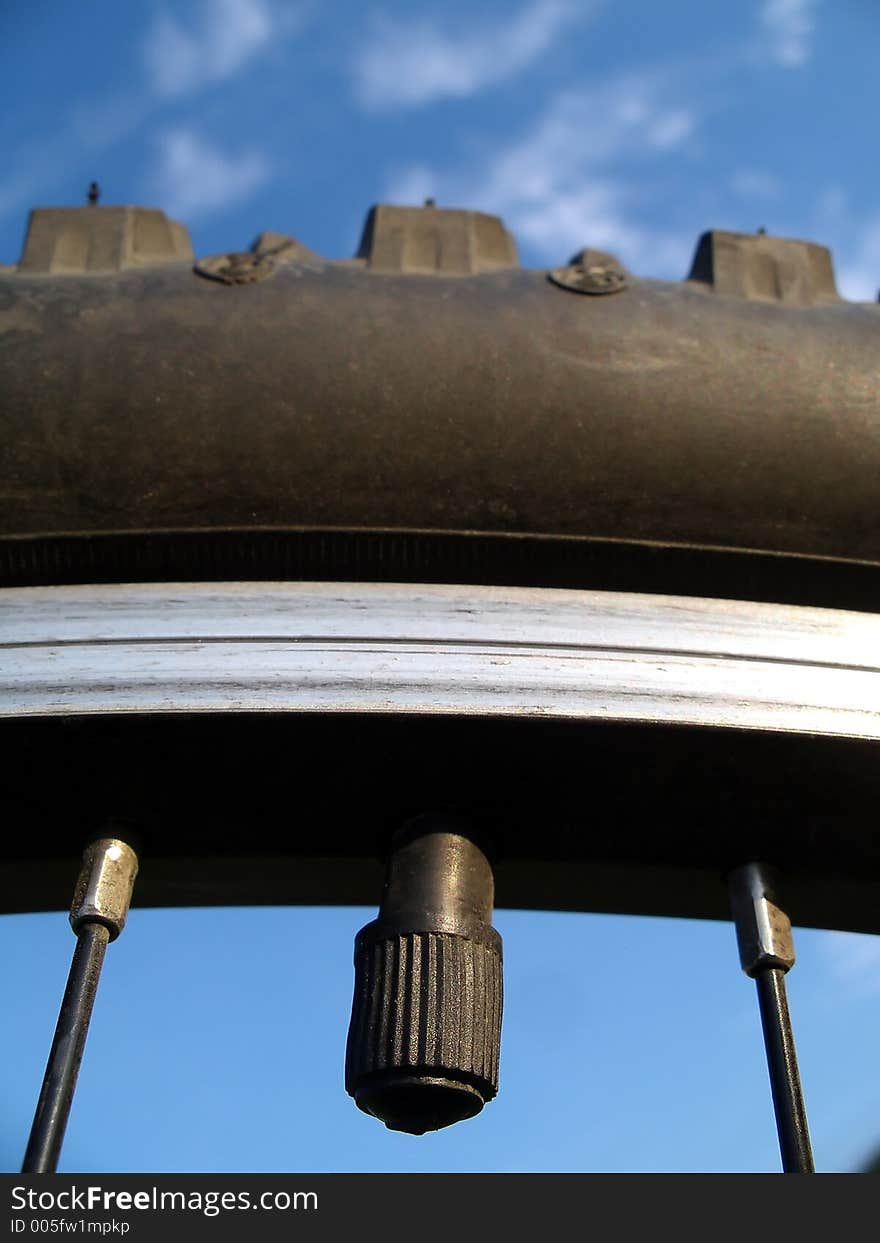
[
  {"left": 834, "top": 220, "right": 880, "bottom": 302},
  {"left": 0, "top": 1, "right": 301, "bottom": 230},
  {"left": 150, "top": 127, "right": 270, "bottom": 219},
  {"left": 805, "top": 186, "right": 880, "bottom": 301},
  {"left": 385, "top": 72, "right": 698, "bottom": 277},
  {"left": 758, "top": 0, "right": 819, "bottom": 68},
  {"left": 730, "top": 168, "right": 782, "bottom": 200},
  {"left": 354, "top": 0, "right": 582, "bottom": 110},
  {"left": 816, "top": 930, "right": 880, "bottom": 998},
  {"left": 142, "top": 0, "right": 277, "bottom": 98},
  {"left": 384, "top": 165, "right": 439, "bottom": 207}
]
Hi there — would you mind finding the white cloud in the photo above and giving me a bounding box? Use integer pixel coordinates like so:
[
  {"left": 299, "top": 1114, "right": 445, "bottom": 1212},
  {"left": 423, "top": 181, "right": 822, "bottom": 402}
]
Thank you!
[
  {"left": 143, "top": 0, "right": 276, "bottom": 97},
  {"left": 383, "top": 165, "right": 439, "bottom": 207},
  {"left": 354, "top": 0, "right": 582, "bottom": 110},
  {"left": 505, "top": 183, "right": 640, "bottom": 254},
  {"left": 817, "top": 930, "right": 880, "bottom": 998},
  {"left": 70, "top": 92, "right": 152, "bottom": 150},
  {"left": 647, "top": 110, "right": 695, "bottom": 151},
  {"left": 834, "top": 219, "right": 880, "bottom": 302},
  {"left": 386, "top": 73, "right": 698, "bottom": 278},
  {"left": 730, "top": 169, "right": 782, "bottom": 200},
  {"left": 0, "top": 0, "right": 311, "bottom": 241},
  {"left": 815, "top": 185, "right": 847, "bottom": 223},
  {"left": 805, "top": 188, "right": 880, "bottom": 301},
  {"left": 758, "top": 0, "right": 819, "bottom": 68},
  {"left": 151, "top": 128, "right": 271, "bottom": 219}
]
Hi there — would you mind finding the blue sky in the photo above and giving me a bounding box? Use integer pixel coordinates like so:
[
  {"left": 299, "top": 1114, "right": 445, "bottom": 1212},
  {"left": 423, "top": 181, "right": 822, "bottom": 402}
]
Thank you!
[
  {"left": 2, "top": 0, "right": 880, "bottom": 1173},
  {"left": 2, "top": 907, "right": 880, "bottom": 1174},
  {"left": 1, "top": 0, "right": 879, "bottom": 297}
]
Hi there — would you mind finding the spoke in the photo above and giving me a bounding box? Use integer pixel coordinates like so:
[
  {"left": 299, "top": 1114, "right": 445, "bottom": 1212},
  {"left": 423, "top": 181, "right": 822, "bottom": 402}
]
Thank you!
[
  {"left": 754, "top": 966, "right": 814, "bottom": 1173},
  {"left": 22, "top": 837, "right": 138, "bottom": 1174},
  {"left": 728, "top": 860, "right": 814, "bottom": 1173},
  {"left": 22, "top": 922, "right": 110, "bottom": 1173}
]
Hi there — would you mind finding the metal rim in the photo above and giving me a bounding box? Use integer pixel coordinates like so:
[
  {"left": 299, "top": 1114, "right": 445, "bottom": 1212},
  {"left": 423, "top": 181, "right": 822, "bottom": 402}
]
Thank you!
[{"left": 3, "top": 580, "right": 880, "bottom": 739}]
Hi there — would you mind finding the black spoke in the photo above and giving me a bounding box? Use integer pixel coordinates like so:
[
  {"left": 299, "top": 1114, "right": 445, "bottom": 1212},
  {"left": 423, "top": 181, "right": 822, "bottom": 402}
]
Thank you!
[
  {"left": 21, "top": 836, "right": 139, "bottom": 1174},
  {"left": 754, "top": 966, "right": 814, "bottom": 1173},
  {"left": 22, "top": 922, "right": 111, "bottom": 1173},
  {"left": 728, "top": 861, "right": 814, "bottom": 1173}
]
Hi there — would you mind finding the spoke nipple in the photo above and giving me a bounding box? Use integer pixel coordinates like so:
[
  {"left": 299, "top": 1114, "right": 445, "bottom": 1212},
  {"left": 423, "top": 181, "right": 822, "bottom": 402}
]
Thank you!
[
  {"left": 70, "top": 837, "right": 139, "bottom": 940},
  {"left": 728, "top": 861, "right": 795, "bottom": 976}
]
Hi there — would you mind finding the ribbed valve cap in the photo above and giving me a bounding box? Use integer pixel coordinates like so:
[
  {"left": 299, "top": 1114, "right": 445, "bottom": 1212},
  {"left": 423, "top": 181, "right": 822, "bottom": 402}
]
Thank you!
[{"left": 345, "top": 817, "right": 503, "bottom": 1134}]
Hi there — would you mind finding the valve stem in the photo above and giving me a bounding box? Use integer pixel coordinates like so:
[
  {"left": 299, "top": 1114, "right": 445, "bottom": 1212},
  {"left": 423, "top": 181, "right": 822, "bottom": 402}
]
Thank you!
[
  {"left": 728, "top": 861, "right": 814, "bottom": 1173},
  {"left": 22, "top": 836, "right": 139, "bottom": 1173},
  {"left": 346, "top": 814, "right": 503, "bottom": 1134}
]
